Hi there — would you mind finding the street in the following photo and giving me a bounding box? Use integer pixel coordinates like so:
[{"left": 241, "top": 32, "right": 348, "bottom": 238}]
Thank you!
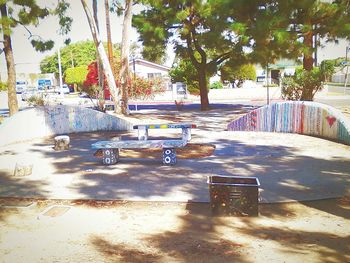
[{"left": 0, "top": 88, "right": 350, "bottom": 118}]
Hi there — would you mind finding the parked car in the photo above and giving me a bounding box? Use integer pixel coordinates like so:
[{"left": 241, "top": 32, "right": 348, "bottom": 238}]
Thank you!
[
  {"left": 55, "top": 84, "right": 70, "bottom": 94},
  {"left": 16, "top": 81, "right": 28, "bottom": 93}
]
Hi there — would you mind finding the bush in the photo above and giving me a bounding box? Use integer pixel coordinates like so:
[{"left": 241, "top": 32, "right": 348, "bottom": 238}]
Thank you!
[
  {"left": 83, "top": 61, "right": 165, "bottom": 101},
  {"left": 27, "top": 95, "right": 45, "bottom": 106},
  {"left": 281, "top": 67, "right": 323, "bottom": 101},
  {"left": 0, "top": 82, "right": 7, "bottom": 91},
  {"left": 210, "top": 81, "right": 223, "bottom": 89},
  {"left": 281, "top": 77, "right": 303, "bottom": 100},
  {"left": 128, "top": 77, "right": 165, "bottom": 100}
]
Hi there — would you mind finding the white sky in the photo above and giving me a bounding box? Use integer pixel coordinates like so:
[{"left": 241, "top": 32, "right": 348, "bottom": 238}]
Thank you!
[
  {"left": 0, "top": 0, "right": 349, "bottom": 80},
  {"left": 0, "top": 0, "right": 143, "bottom": 79}
]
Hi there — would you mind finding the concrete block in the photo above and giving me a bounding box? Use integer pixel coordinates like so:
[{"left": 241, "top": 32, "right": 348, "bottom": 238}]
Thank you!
[{"left": 54, "top": 135, "right": 70, "bottom": 151}]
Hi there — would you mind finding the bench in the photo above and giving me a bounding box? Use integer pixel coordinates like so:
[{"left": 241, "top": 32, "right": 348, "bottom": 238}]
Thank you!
[
  {"left": 134, "top": 123, "right": 196, "bottom": 141},
  {"left": 91, "top": 123, "right": 196, "bottom": 165}
]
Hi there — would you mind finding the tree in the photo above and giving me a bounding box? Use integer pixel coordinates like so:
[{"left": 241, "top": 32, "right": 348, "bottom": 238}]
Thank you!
[
  {"left": 64, "top": 66, "right": 88, "bottom": 89},
  {"left": 169, "top": 58, "right": 199, "bottom": 95},
  {"left": 134, "top": 1, "right": 302, "bottom": 110},
  {"left": 40, "top": 40, "right": 97, "bottom": 74},
  {"left": 0, "top": 4, "right": 17, "bottom": 116},
  {"left": 221, "top": 63, "right": 257, "bottom": 83},
  {"left": 134, "top": 1, "right": 243, "bottom": 110},
  {"left": 119, "top": 0, "right": 133, "bottom": 115},
  {"left": 93, "top": 0, "right": 105, "bottom": 111},
  {"left": 142, "top": 43, "right": 167, "bottom": 65},
  {"left": 105, "top": 0, "right": 114, "bottom": 69},
  {"left": 282, "top": 0, "right": 350, "bottom": 100},
  {"left": 320, "top": 59, "right": 336, "bottom": 82},
  {"left": 0, "top": 0, "right": 71, "bottom": 116},
  {"left": 81, "top": 0, "right": 120, "bottom": 112}
]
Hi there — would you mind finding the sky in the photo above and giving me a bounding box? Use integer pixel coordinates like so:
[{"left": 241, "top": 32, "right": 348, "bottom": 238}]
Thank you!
[
  {"left": 0, "top": 0, "right": 349, "bottom": 81},
  {"left": 0, "top": 0, "right": 143, "bottom": 80}
]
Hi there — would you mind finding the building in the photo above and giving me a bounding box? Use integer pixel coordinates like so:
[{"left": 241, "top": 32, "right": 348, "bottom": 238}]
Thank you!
[
  {"left": 130, "top": 58, "right": 171, "bottom": 86},
  {"left": 256, "top": 59, "right": 299, "bottom": 85},
  {"left": 129, "top": 58, "right": 188, "bottom": 99}
]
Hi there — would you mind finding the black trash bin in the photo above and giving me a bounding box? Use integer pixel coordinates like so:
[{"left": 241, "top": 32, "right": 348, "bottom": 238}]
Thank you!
[{"left": 207, "top": 175, "right": 260, "bottom": 216}]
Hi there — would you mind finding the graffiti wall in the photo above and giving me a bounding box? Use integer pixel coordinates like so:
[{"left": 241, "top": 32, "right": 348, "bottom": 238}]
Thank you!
[
  {"left": 0, "top": 105, "right": 132, "bottom": 146},
  {"left": 227, "top": 101, "right": 350, "bottom": 145}
]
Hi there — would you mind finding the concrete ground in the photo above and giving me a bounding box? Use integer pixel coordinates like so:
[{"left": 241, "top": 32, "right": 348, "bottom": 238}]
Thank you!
[{"left": 0, "top": 105, "right": 349, "bottom": 203}]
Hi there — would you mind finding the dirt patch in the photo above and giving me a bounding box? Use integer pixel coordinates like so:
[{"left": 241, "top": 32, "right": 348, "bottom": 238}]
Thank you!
[
  {"left": 94, "top": 143, "right": 216, "bottom": 159},
  {"left": 0, "top": 197, "right": 349, "bottom": 262}
]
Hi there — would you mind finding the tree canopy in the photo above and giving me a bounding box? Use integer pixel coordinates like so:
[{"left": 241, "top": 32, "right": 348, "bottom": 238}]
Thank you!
[
  {"left": 169, "top": 57, "right": 199, "bottom": 95},
  {"left": 134, "top": 1, "right": 246, "bottom": 110},
  {"left": 40, "top": 40, "right": 122, "bottom": 75},
  {"left": 221, "top": 63, "right": 257, "bottom": 83},
  {"left": 134, "top": 0, "right": 350, "bottom": 107},
  {"left": 64, "top": 66, "right": 88, "bottom": 88},
  {"left": 40, "top": 40, "right": 97, "bottom": 74},
  {"left": 133, "top": 0, "right": 304, "bottom": 110}
]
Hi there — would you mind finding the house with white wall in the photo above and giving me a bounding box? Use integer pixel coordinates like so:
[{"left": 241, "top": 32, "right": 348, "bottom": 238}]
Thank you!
[
  {"left": 130, "top": 58, "right": 170, "bottom": 79},
  {"left": 129, "top": 58, "right": 189, "bottom": 99}
]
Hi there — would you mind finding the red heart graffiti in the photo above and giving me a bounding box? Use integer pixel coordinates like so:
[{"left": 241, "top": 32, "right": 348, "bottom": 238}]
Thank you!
[{"left": 326, "top": 116, "right": 336, "bottom": 127}]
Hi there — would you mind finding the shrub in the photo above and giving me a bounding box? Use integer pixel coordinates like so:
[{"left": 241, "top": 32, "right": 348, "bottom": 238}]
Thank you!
[
  {"left": 27, "top": 95, "right": 45, "bottom": 106},
  {"left": 281, "top": 77, "right": 303, "bottom": 100},
  {"left": 83, "top": 61, "right": 165, "bottom": 101},
  {"left": 281, "top": 67, "right": 323, "bottom": 101},
  {"left": 210, "top": 81, "right": 223, "bottom": 89},
  {"left": 0, "top": 82, "right": 7, "bottom": 91},
  {"left": 128, "top": 77, "right": 165, "bottom": 100}
]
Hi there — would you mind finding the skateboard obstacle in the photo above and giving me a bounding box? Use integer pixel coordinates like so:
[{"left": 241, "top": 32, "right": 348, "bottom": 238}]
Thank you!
[{"left": 227, "top": 101, "right": 350, "bottom": 145}]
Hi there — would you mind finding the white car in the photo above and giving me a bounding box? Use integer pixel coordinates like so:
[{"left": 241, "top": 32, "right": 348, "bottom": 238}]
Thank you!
[
  {"left": 16, "top": 81, "right": 28, "bottom": 93},
  {"left": 55, "top": 84, "right": 70, "bottom": 94}
]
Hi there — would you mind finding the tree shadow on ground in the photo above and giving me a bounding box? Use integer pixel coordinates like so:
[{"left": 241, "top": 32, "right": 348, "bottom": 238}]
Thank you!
[
  {"left": 90, "top": 235, "right": 162, "bottom": 263},
  {"left": 236, "top": 219, "right": 350, "bottom": 262},
  {"left": 299, "top": 197, "right": 350, "bottom": 220},
  {"left": 3, "top": 129, "right": 347, "bottom": 206},
  {"left": 90, "top": 202, "right": 250, "bottom": 263},
  {"left": 0, "top": 170, "right": 50, "bottom": 200},
  {"left": 89, "top": 199, "right": 349, "bottom": 262}
]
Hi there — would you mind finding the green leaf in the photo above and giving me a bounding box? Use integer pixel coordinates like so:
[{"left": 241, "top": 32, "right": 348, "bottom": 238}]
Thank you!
[{"left": 31, "top": 39, "right": 54, "bottom": 52}]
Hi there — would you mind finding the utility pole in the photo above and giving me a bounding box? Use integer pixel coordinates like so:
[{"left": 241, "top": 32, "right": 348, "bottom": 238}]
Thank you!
[
  {"left": 58, "top": 47, "right": 63, "bottom": 97},
  {"left": 344, "top": 45, "right": 350, "bottom": 89},
  {"left": 266, "top": 64, "right": 270, "bottom": 105}
]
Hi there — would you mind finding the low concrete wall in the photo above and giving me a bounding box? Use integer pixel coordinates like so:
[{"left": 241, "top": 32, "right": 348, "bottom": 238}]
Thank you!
[
  {"left": 0, "top": 105, "right": 132, "bottom": 146},
  {"left": 227, "top": 101, "right": 350, "bottom": 145}
]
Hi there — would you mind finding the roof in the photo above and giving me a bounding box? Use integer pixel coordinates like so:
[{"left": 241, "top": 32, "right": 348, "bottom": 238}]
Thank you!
[{"left": 129, "top": 58, "right": 170, "bottom": 71}]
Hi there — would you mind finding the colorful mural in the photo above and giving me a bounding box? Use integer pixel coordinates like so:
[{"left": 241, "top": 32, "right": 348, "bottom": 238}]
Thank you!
[{"left": 227, "top": 101, "right": 350, "bottom": 145}]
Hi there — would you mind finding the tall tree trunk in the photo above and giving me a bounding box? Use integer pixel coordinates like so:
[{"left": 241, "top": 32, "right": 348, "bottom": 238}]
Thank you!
[
  {"left": 303, "top": 30, "right": 314, "bottom": 71},
  {"left": 198, "top": 66, "right": 210, "bottom": 111},
  {"left": 0, "top": 4, "right": 18, "bottom": 116},
  {"left": 301, "top": 28, "right": 314, "bottom": 101},
  {"left": 105, "top": 0, "right": 114, "bottom": 68},
  {"left": 93, "top": 0, "right": 105, "bottom": 111},
  {"left": 81, "top": 0, "right": 120, "bottom": 112},
  {"left": 119, "top": 0, "right": 133, "bottom": 115}
]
